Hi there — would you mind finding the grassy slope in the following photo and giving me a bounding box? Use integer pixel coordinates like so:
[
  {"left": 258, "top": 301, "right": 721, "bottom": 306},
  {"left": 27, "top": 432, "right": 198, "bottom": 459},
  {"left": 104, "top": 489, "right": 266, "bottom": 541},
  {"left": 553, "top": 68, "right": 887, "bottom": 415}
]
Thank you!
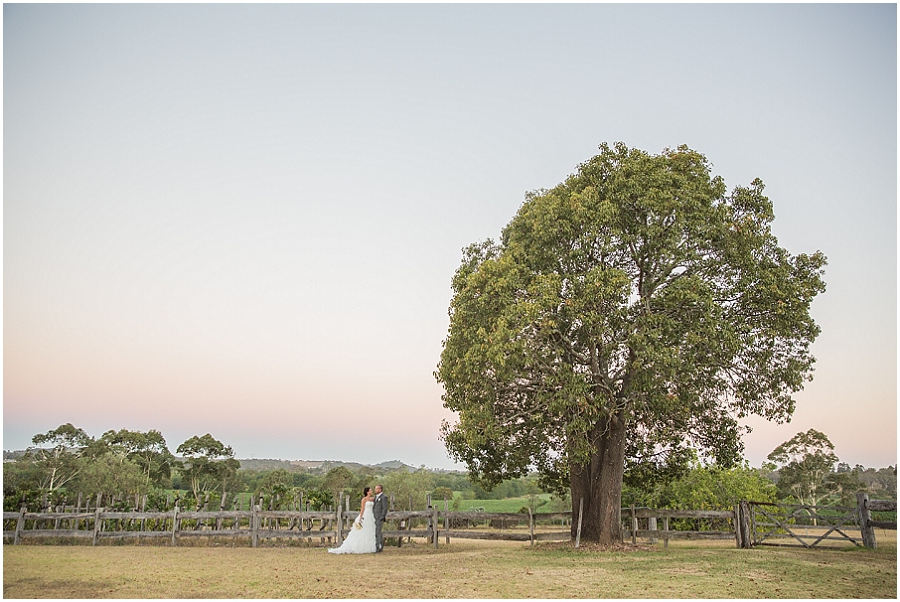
[
  {"left": 4, "top": 536, "right": 895, "bottom": 599},
  {"left": 453, "top": 494, "right": 556, "bottom": 513}
]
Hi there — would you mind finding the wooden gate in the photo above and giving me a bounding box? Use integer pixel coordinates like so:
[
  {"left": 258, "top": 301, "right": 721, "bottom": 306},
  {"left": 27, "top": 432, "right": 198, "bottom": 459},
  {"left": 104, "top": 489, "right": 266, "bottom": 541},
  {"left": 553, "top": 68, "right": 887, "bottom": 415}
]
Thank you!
[{"left": 747, "top": 501, "right": 862, "bottom": 548}]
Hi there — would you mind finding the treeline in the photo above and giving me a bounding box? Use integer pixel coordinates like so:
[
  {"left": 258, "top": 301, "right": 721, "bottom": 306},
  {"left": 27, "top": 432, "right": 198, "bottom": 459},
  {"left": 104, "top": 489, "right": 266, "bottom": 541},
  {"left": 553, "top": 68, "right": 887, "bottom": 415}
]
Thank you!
[
  {"left": 2, "top": 423, "right": 549, "bottom": 513},
  {"left": 3, "top": 424, "right": 895, "bottom": 515},
  {"left": 621, "top": 429, "right": 896, "bottom": 511}
]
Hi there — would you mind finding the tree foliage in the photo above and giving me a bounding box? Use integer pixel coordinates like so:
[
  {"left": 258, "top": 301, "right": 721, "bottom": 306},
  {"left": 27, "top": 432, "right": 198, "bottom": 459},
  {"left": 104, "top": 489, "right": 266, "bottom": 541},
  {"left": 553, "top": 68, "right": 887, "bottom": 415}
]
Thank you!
[
  {"left": 24, "top": 424, "right": 94, "bottom": 492},
  {"left": 659, "top": 465, "right": 776, "bottom": 510},
  {"left": 436, "top": 142, "right": 827, "bottom": 542},
  {"left": 382, "top": 468, "right": 436, "bottom": 509},
  {"left": 75, "top": 452, "right": 147, "bottom": 498},
  {"left": 765, "top": 429, "right": 862, "bottom": 507},
  {"left": 176, "top": 434, "right": 240, "bottom": 502},
  {"left": 322, "top": 466, "right": 355, "bottom": 499},
  {"left": 99, "top": 429, "right": 175, "bottom": 489}
]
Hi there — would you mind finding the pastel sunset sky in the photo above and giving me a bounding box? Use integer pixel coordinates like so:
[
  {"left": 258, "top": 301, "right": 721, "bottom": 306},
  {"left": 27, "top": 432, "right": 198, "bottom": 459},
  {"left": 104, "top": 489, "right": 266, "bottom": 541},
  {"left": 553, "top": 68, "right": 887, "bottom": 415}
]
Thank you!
[{"left": 4, "top": 4, "right": 896, "bottom": 470}]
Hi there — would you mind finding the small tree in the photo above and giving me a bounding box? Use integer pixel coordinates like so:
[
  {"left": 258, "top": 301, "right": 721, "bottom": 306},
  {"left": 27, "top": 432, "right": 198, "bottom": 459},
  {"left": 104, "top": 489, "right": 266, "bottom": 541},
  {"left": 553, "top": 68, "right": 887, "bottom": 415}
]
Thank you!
[
  {"left": 765, "top": 429, "right": 850, "bottom": 521},
  {"left": 99, "top": 429, "right": 175, "bottom": 489},
  {"left": 76, "top": 453, "right": 147, "bottom": 501},
  {"left": 433, "top": 486, "right": 454, "bottom": 502},
  {"left": 257, "top": 469, "right": 295, "bottom": 509},
  {"left": 383, "top": 467, "right": 436, "bottom": 509},
  {"left": 176, "top": 434, "right": 240, "bottom": 503},
  {"left": 322, "top": 466, "right": 354, "bottom": 502},
  {"left": 659, "top": 464, "right": 777, "bottom": 510},
  {"left": 25, "top": 424, "right": 93, "bottom": 493}
]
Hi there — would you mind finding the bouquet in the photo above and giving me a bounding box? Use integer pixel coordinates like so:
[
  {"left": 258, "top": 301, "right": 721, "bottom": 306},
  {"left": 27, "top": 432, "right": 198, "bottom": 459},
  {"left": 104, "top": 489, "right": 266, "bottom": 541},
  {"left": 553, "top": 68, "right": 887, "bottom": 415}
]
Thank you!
[{"left": 354, "top": 517, "right": 363, "bottom": 530}]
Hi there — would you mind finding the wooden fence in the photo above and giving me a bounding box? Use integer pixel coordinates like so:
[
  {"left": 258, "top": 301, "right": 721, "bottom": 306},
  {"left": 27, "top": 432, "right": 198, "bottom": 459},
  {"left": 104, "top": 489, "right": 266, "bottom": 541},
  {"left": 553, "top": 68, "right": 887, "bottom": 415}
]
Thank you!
[
  {"left": 0, "top": 504, "right": 734, "bottom": 548},
  {"left": 4, "top": 496, "right": 894, "bottom": 549},
  {"left": 736, "top": 494, "right": 896, "bottom": 550}
]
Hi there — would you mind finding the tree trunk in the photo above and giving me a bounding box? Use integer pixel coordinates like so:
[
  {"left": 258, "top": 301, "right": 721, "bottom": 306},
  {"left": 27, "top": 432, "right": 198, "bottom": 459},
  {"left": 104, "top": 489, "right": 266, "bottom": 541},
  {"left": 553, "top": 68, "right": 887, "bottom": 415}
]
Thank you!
[{"left": 569, "top": 412, "right": 627, "bottom": 544}]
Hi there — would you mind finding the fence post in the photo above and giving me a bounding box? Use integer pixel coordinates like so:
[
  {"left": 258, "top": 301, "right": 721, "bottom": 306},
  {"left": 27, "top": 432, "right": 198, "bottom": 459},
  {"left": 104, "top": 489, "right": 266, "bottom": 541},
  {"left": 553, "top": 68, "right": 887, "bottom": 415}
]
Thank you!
[
  {"left": 575, "top": 498, "right": 584, "bottom": 548},
  {"left": 739, "top": 501, "right": 752, "bottom": 548},
  {"left": 648, "top": 516, "right": 658, "bottom": 544},
  {"left": 528, "top": 506, "right": 534, "bottom": 546},
  {"left": 733, "top": 504, "right": 743, "bottom": 548},
  {"left": 335, "top": 492, "right": 344, "bottom": 545},
  {"left": 426, "top": 494, "right": 437, "bottom": 549},
  {"left": 14, "top": 507, "right": 25, "bottom": 545},
  {"left": 444, "top": 496, "right": 450, "bottom": 545},
  {"left": 345, "top": 495, "right": 351, "bottom": 542},
  {"left": 663, "top": 516, "right": 669, "bottom": 548},
  {"left": 631, "top": 505, "right": 637, "bottom": 545},
  {"left": 92, "top": 506, "right": 102, "bottom": 546},
  {"left": 171, "top": 506, "right": 179, "bottom": 547},
  {"left": 252, "top": 504, "right": 260, "bottom": 548},
  {"left": 857, "top": 492, "right": 876, "bottom": 549}
]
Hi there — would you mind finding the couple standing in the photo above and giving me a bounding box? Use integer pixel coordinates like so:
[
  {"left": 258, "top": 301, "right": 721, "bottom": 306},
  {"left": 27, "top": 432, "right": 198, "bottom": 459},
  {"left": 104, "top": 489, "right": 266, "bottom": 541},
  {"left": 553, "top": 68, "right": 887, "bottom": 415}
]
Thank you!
[{"left": 327, "top": 484, "right": 388, "bottom": 554}]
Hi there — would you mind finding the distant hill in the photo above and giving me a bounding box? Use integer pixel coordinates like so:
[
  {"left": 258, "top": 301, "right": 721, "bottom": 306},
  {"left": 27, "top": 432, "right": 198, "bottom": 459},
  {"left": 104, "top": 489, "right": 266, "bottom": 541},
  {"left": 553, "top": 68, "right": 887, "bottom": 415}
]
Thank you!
[
  {"left": 236, "top": 458, "right": 426, "bottom": 474},
  {"left": 236, "top": 458, "right": 295, "bottom": 471},
  {"left": 2, "top": 449, "right": 456, "bottom": 474}
]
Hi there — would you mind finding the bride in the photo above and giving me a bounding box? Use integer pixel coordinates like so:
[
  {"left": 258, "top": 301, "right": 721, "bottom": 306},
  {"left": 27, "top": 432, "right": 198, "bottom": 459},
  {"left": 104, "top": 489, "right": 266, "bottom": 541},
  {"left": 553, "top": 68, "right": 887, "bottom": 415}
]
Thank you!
[{"left": 328, "top": 487, "right": 376, "bottom": 554}]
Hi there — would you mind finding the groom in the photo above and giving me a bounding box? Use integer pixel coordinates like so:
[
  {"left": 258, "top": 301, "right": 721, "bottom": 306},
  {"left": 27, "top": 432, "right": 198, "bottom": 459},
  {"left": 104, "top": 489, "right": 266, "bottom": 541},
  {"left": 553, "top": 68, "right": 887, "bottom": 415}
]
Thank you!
[{"left": 372, "top": 484, "right": 388, "bottom": 553}]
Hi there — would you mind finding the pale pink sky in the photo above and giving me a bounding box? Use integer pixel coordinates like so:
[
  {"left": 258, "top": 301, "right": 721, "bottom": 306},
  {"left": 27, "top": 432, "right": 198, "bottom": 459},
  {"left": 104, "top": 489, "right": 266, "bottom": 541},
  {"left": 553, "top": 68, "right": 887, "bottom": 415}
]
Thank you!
[{"left": 4, "top": 4, "right": 896, "bottom": 470}]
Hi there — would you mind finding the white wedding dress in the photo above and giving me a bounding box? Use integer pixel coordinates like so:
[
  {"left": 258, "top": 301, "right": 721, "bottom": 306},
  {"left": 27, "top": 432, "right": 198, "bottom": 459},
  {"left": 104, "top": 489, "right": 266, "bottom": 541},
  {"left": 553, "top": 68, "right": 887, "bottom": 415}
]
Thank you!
[{"left": 328, "top": 500, "right": 376, "bottom": 554}]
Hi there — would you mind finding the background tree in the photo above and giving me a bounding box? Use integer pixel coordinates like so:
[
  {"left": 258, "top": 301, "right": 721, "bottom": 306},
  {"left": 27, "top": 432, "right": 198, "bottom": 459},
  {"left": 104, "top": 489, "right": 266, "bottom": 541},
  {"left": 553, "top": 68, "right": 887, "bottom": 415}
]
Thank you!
[
  {"left": 176, "top": 434, "right": 240, "bottom": 503},
  {"left": 382, "top": 468, "right": 435, "bottom": 510},
  {"left": 322, "top": 466, "right": 354, "bottom": 502},
  {"left": 255, "top": 468, "right": 296, "bottom": 509},
  {"left": 24, "top": 424, "right": 94, "bottom": 493},
  {"left": 852, "top": 465, "right": 897, "bottom": 501},
  {"left": 75, "top": 453, "right": 147, "bottom": 501},
  {"left": 99, "top": 429, "right": 175, "bottom": 489},
  {"left": 657, "top": 464, "right": 777, "bottom": 510},
  {"left": 436, "top": 143, "right": 827, "bottom": 543},
  {"left": 433, "top": 486, "right": 454, "bottom": 502},
  {"left": 765, "top": 429, "right": 860, "bottom": 512}
]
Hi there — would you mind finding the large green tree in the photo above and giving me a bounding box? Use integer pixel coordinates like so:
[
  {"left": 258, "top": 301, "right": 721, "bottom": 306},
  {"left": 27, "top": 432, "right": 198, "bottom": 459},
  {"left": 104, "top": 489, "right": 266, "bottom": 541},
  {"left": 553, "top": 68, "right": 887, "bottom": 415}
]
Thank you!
[{"left": 436, "top": 143, "right": 826, "bottom": 543}]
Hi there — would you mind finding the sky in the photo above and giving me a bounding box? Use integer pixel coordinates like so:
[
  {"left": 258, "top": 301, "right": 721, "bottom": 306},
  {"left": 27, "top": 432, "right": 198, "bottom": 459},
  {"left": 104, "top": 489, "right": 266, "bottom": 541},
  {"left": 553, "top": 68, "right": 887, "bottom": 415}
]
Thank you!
[{"left": 3, "top": 3, "right": 897, "bottom": 471}]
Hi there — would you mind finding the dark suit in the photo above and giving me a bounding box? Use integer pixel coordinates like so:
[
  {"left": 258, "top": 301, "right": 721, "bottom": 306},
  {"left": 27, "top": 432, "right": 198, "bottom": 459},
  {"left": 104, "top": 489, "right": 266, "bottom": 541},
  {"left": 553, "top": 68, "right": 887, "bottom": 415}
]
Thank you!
[{"left": 372, "top": 492, "right": 388, "bottom": 552}]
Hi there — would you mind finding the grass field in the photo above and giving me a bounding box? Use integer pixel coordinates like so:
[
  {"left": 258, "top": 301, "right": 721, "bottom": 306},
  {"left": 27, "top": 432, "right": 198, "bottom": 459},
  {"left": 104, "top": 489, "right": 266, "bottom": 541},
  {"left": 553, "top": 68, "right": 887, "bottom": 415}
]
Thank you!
[
  {"left": 454, "top": 494, "right": 555, "bottom": 513},
  {"left": 3, "top": 533, "right": 896, "bottom": 598}
]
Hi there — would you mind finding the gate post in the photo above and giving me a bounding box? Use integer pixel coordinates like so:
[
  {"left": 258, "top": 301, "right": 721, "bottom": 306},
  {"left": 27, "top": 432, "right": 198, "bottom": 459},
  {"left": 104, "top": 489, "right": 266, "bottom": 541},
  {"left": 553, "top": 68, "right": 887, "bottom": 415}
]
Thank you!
[
  {"left": 739, "top": 501, "right": 752, "bottom": 548},
  {"left": 857, "top": 492, "right": 876, "bottom": 549}
]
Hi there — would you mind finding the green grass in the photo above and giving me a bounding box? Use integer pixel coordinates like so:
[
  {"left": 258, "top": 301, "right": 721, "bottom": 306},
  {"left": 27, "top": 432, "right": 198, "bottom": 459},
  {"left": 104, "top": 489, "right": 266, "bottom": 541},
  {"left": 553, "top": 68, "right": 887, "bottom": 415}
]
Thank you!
[
  {"left": 453, "top": 493, "right": 557, "bottom": 513},
  {"left": 4, "top": 537, "right": 895, "bottom": 598}
]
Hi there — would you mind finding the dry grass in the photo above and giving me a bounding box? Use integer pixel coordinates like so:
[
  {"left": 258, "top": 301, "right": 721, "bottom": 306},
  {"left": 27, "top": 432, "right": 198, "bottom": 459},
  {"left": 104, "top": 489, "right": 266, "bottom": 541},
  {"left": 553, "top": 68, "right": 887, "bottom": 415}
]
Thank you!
[{"left": 3, "top": 534, "right": 896, "bottom": 598}]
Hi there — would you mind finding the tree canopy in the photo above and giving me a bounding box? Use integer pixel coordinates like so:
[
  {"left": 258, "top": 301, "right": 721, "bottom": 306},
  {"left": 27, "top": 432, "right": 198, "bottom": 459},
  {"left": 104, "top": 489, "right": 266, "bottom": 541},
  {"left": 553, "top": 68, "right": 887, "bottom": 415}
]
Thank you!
[
  {"left": 176, "top": 434, "right": 240, "bottom": 501},
  {"left": 25, "top": 423, "right": 93, "bottom": 492},
  {"left": 436, "top": 142, "right": 827, "bottom": 543},
  {"left": 765, "top": 428, "right": 861, "bottom": 508}
]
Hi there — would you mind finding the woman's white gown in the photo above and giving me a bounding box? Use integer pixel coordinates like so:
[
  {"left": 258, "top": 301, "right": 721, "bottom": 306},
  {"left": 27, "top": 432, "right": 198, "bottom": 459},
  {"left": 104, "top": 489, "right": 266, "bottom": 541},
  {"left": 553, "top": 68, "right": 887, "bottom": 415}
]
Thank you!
[{"left": 328, "top": 500, "right": 376, "bottom": 554}]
